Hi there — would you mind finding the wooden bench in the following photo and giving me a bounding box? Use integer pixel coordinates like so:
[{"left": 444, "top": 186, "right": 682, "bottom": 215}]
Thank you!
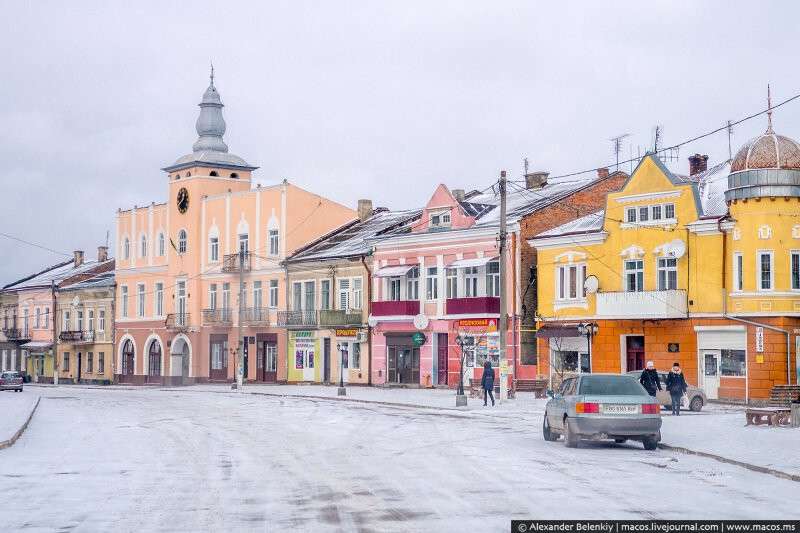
[
  {"left": 745, "top": 407, "right": 791, "bottom": 427},
  {"left": 515, "top": 379, "right": 548, "bottom": 398}
]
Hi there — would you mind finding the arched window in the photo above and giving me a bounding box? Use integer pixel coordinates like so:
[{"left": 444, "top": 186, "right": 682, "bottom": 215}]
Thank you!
[
  {"left": 209, "top": 171, "right": 218, "bottom": 177},
  {"left": 123, "top": 238, "right": 130, "bottom": 259},
  {"left": 158, "top": 233, "right": 165, "bottom": 256},
  {"left": 178, "top": 230, "right": 187, "bottom": 254},
  {"left": 185, "top": 171, "right": 191, "bottom": 178},
  {"left": 122, "top": 339, "right": 135, "bottom": 376},
  {"left": 230, "top": 173, "right": 239, "bottom": 179},
  {"left": 140, "top": 235, "right": 147, "bottom": 258},
  {"left": 148, "top": 340, "right": 162, "bottom": 377}
]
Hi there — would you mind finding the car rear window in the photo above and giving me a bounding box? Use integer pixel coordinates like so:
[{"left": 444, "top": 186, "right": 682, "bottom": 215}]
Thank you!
[{"left": 579, "top": 376, "right": 647, "bottom": 396}]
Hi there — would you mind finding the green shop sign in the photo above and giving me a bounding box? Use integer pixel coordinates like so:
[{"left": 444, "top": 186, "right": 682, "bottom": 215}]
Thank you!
[{"left": 412, "top": 332, "right": 426, "bottom": 346}]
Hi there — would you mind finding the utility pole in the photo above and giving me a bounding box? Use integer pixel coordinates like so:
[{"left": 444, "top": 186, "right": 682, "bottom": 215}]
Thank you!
[
  {"left": 498, "top": 170, "right": 508, "bottom": 403},
  {"left": 236, "top": 249, "right": 245, "bottom": 390}
]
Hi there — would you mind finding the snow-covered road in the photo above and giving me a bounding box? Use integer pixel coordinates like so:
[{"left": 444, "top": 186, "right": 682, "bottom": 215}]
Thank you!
[{"left": 0, "top": 387, "right": 796, "bottom": 532}]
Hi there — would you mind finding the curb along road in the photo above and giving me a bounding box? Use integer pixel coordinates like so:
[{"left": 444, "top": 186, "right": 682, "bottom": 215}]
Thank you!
[
  {"left": 658, "top": 442, "right": 799, "bottom": 483},
  {"left": 0, "top": 396, "right": 41, "bottom": 450}
]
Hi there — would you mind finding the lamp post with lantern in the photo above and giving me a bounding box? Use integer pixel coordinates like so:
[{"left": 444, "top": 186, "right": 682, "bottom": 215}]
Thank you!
[
  {"left": 454, "top": 334, "right": 467, "bottom": 406},
  {"left": 336, "top": 341, "right": 347, "bottom": 396},
  {"left": 577, "top": 322, "right": 599, "bottom": 374}
]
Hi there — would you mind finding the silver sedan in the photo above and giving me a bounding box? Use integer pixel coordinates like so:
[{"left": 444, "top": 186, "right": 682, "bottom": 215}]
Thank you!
[{"left": 543, "top": 374, "right": 662, "bottom": 450}]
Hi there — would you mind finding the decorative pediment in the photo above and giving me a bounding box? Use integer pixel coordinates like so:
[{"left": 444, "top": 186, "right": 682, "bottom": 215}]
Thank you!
[
  {"left": 554, "top": 251, "right": 587, "bottom": 263},
  {"left": 620, "top": 245, "right": 645, "bottom": 259}
]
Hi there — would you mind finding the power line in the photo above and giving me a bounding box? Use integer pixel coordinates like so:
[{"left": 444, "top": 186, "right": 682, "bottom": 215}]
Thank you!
[{"left": 0, "top": 232, "right": 72, "bottom": 257}]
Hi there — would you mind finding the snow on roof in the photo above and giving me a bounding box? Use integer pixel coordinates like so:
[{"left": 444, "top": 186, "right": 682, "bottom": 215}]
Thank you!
[
  {"left": 287, "top": 209, "right": 422, "bottom": 262},
  {"left": 536, "top": 210, "right": 606, "bottom": 238},
  {"left": 468, "top": 176, "right": 599, "bottom": 227},
  {"left": 59, "top": 271, "right": 116, "bottom": 291},
  {"left": 694, "top": 160, "right": 731, "bottom": 217},
  {"left": 3, "top": 259, "right": 114, "bottom": 291}
]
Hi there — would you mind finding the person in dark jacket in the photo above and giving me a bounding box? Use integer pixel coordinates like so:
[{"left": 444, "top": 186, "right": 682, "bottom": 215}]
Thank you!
[
  {"left": 665, "top": 362, "right": 688, "bottom": 415},
  {"left": 481, "top": 360, "right": 495, "bottom": 406},
  {"left": 639, "top": 360, "right": 662, "bottom": 397}
]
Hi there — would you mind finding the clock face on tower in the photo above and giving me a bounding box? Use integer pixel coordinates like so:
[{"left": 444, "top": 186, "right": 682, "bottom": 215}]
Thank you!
[{"left": 177, "top": 187, "right": 189, "bottom": 214}]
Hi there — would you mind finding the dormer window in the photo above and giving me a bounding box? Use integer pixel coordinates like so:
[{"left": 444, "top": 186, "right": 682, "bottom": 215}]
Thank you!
[
  {"left": 210, "top": 171, "right": 218, "bottom": 177},
  {"left": 430, "top": 210, "right": 451, "bottom": 229}
]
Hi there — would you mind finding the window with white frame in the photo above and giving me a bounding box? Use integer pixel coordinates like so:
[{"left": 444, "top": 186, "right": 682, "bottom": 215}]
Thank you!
[
  {"left": 351, "top": 342, "right": 361, "bottom": 369},
  {"left": 98, "top": 352, "right": 105, "bottom": 374},
  {"left": 269, "top": 280, "right": 278, "bottom": 308},
  {"left": 63, "top": 310, "right": 71, "bottom": 331},
  {"left": 352, "top": 278, "right": 362, "bottom": 309},
  {"left": 178, "top": 230, "right": 187, "bottom": 254},
  {"left": 338, "top": 279, "right": 351, "bottom": 310},
  {"left": 88, "top": 310, "right": 94, "bottom": 331},
  {"left": 137, "top": 284, "right": 145, "bottom": 317},
  {"left": 87, "top": 352, "right": 94, "bottom": 373},
  {"left": 651, "top": 205, "right": 662, "bottom": 221},
  {"left": 155, "top": 282, "right": 163, "bottom": 317},
  {"left": 406, "top": 267, "right": 419, "bottom": 300},
  {"left": 98, "top": 310, "right": 105, "bottom": 332},
  {"left": 320, "top": 280, "right": 330, "bottom": 310},
  {"left": 486, "top": 261, "right": 500, "bottom": 297},
  {"left": 292, "top": 282, "right": 302, "bottom": 310},
  {"left": 624, "top": 203, "right": 676, "bottom": 225},
  {"left": 253, "top": 281, "right": 263, "bottom": 309},
  {"left": 43, "top": 308, "right": 49, "bottom": 329},
  {"left": 158, "top": 233, "right": 165, "bottom": 256},
  {"left": 209, "top": 283, "right": 218, "bottom": 310},
  {"left": 638, "top": 206, "right": 649, "bottom": 222},
  {"left": 388, "top": 278, "right": 401, "bottom": 301},
  {"left": 77, "top": 310, "right": 83, "bottom": 331},
  {"left": 223, "top": 283, "right": 231, "bottom": 310},
  {"left": 556, "top": 264, "right": 586, "bottom": 301},
  {"left": 626, "top": 208, "right": 637, "bottom": 223},
  {"left": 465, "top": 266, "right": 479, "bottom": 297},
  {"left": 209, "top": 236, "right": 219, "bottom": 262},
  {"left": 624, "top": 260, "right": 644, "bottom": 292},
  {"left": 123, "top": 238, "right": 130, "bottom": 259},
  {"left": 657, "top": 257, "right": 678, "bottom": 290},
  {"left": 665, "top": 203, "right": 675, "bottom": 219},
  {"left": 426, "top": 267, "right": 438, "bottom": 300},
  {"left": 446, "top": 268, "right": 458, "bottom": 298},
  {"left": 430, "top": 210, "right": 451, "bottom": 229},
  {"left": 792, "top": 252, "right": 800, "bottom": 290},
  {"left": 758, "top": 251, "right": 773, "bottom": 291},
  {"left": 304, "top": 281, "right": 315, "bottom": 310},
  {"left": 35, "top": 308, "right": 40, "bottom": 328},
  {"left": 140, "top": 235, "right": 147, "bottom": 257},
  {"left": 733, "top": 252, "right": 744, "bottom": 292},
  {"left": 238, "top": 233, "right": 249, "bottom": 253},
  {"left": 121, "top": 286, "right": 128, "bottom": 318},
  {"left": 269, "top": 229, "right": 279, "bottom": 256}
]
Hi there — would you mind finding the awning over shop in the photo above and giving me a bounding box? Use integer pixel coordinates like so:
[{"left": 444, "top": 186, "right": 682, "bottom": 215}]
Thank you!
[
  {"left": 374, "top": 264, "right": 418, "bottom": 278},
  {"left": 20, "top": 341, "right": 53, "bottom": 351},
  {"left": 535, "top": 325, "right": 582, "bottom": 338},
  {"left": 447, "top": 256, "right": 498, "bottom": 269}
]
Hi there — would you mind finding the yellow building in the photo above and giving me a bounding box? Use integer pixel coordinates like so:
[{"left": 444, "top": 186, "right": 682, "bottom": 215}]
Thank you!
[{"left": 530, "top": 119, "right": 800, "bottom": 403}]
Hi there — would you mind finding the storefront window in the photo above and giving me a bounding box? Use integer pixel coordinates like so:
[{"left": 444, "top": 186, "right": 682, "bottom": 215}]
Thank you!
[
  {"left": 552, "top": 350, "right": 590, "bottom": 373},
  {"left": 720, "top": 349, "right": 746, "bottom": 376},
  {"left": 462, "top": 334, "right": 499, "bottom": 367}
]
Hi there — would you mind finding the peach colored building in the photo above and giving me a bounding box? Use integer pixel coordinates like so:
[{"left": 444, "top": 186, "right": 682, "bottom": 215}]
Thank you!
[{"left": 114, "top": 73, "right": 356, "bottom": 385}]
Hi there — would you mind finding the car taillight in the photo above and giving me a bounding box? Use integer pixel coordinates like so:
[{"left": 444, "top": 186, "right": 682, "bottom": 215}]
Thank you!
[
  {"left": 576, "top": 402, "right": 599, "bottom": 414},
  {"left": 641, "top": 403, "right": 659, "bottom": 414}
]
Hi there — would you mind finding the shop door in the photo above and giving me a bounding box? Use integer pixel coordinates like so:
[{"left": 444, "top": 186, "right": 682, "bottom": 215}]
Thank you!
[
  {"left": 388, "top": 344, "right": 419, "bottom": 384},
  {"left": 323, "top": 338, "right": 331, "bottom": 384},
  {"left": 76, "top": 352, "right": 82, "bottom": 382},
  {"left": 702, "top": 350, "right": 720, "bottom": 400},
  {"left": 209, "top": 335, "right": 228, "bottom": 381},
  {"left": 626, "top": 336, "right": 645, "bottom": 371},
  {"left": 437, "top": 333, "right": 448, "bottom": 385},
  {"left": 303, "top": 347, "right": 316, "bottom": 381},
  {"left": 242, "top": 338, "right": 249, "bottom": 380}
]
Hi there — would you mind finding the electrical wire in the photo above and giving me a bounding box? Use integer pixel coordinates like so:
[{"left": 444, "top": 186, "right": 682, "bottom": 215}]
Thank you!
[{"left": 0, "top": 232, "right": 72, "bottom": 257}]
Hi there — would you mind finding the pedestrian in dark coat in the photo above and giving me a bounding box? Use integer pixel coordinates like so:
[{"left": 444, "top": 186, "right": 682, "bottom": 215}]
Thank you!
[
  {"left": 639, "top": 360, "right": 662, "bottom": 397},
  {"left": 665, "top": 362, "right": 688, "bottom": 415},
  {"left": 481, "top": 360, "right": 495, "bottom": 406}
]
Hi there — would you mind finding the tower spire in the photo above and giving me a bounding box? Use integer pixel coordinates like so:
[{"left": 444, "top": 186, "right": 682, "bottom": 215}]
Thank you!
[
  {"left": 766, "top": 83, "right": 774, "bottom": 134},
  {"left": 210, "top": 61, "right": 215, "bottom": 88}
]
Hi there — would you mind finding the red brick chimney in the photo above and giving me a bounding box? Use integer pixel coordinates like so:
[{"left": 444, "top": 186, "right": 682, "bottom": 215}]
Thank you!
[
  {"left": 689, "top": 153, "right": 709, "bottom": 176},
  {"left": 596, "top": 167, "right": 609, "bottom": 179}
]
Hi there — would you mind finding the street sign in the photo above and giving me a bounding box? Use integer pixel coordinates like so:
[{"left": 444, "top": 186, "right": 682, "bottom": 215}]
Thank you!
[{"left": 412, "top": 332, "right": 426, "bottom": 346}]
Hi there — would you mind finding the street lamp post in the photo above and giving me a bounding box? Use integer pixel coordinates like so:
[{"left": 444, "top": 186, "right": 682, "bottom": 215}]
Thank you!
[
  {"left": 455, "top": 334, "right": 467, "bottom": 406},
  {"left": 577, "top": 322, "right": 599, "bottom": 374},
  {"left": 336, "top": 341, "right": 346, "bottom": 396}
]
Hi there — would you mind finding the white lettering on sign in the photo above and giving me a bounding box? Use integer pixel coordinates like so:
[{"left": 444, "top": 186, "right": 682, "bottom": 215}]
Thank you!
[{"left": 755, "top": 327, "right": 764, "bottom": 353}]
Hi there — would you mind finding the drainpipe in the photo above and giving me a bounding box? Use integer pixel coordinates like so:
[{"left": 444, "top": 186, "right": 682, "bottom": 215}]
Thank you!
[
  {"left": 52, "top": 280, "right": 58, "bottom": 386},
  {"left": 361, "top": 254, "right": 373, "bottom": 386},
  {"left": 284, "top": 261, "right": 290, "bottom": 383}
]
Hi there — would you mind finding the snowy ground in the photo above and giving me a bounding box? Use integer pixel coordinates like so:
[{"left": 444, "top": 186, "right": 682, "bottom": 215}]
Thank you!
[
  {"left": 0, "top": 387, "right": 798, "bottom": 532},
  {"left": 0, "top": 390, "right": 38, "bottom": 442}
]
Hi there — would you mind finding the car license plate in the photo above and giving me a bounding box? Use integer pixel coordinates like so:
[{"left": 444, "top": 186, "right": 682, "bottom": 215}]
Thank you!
[{"left": 601, "top": 404, "right": 638, "bottom": 415}]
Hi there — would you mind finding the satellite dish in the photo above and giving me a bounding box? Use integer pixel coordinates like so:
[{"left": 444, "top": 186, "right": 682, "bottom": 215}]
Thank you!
[
  {"left": 583, "top": 275, "right": 599, "bottom": 294},
  {"left": 667, "top": 239, "right": 686, "bottom": 258},
  {"left": 413, "top": 314, "right": 429, "bottom": 330},
  {"left": 367, "top": 316, "right": 379, "bottom": 328}
]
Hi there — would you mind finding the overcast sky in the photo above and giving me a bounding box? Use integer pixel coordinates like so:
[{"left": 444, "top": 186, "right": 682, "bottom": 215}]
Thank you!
[{"left": 2, "top": 1, "right": 799, "bottom": 284}]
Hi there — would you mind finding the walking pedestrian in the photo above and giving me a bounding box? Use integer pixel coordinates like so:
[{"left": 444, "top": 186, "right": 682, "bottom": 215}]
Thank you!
[
  {"left": 481, "top": 360, "right": 495, "bottom": 407},
  {"left": 639, "top": 360, "right": 662, "bottom": 397},
  {"left": 665, "top": 362, "right": 688, "bottom": 415}
]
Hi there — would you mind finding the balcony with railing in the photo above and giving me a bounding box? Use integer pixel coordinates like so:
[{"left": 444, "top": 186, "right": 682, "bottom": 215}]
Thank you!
[
  {"left": 242, "top": 307, "right": 271, "bottom": 326},
  {"left": 3, "top": 328, "right": 30, "bottom": 341},
  {"left": 445, "top": 296, "right": 500, "bottom": 315},
  {"left": 595, "top": 290, "right": 688, "bottom": 319},
  {"left": 277, "top": 310, "right": 318, "bottom": 328},
  {"left": 371, "top": 300, "right": 420, "bottom": 317},
  {"left": 166, "top": 313, "right": 191, "bottom": 330},
  {"left": 202, "top": 308, "right": 233, "bottom": 326},
  {"left": 222, "top": 252, "right": 252, "bottom": 273},
  {"left": 319, "top": 309, "right": 363, "bottom": 327}
]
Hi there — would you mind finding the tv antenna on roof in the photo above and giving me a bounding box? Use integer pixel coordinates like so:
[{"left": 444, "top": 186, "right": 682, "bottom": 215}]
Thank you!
[{"left": 610, "top": 133, "right": 630, "bottom": 171}]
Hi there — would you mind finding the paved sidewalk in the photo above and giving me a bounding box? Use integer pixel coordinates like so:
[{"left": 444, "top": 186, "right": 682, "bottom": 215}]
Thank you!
[{"left": 0, "top": 391, "right": 39, "bottom": 444}]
